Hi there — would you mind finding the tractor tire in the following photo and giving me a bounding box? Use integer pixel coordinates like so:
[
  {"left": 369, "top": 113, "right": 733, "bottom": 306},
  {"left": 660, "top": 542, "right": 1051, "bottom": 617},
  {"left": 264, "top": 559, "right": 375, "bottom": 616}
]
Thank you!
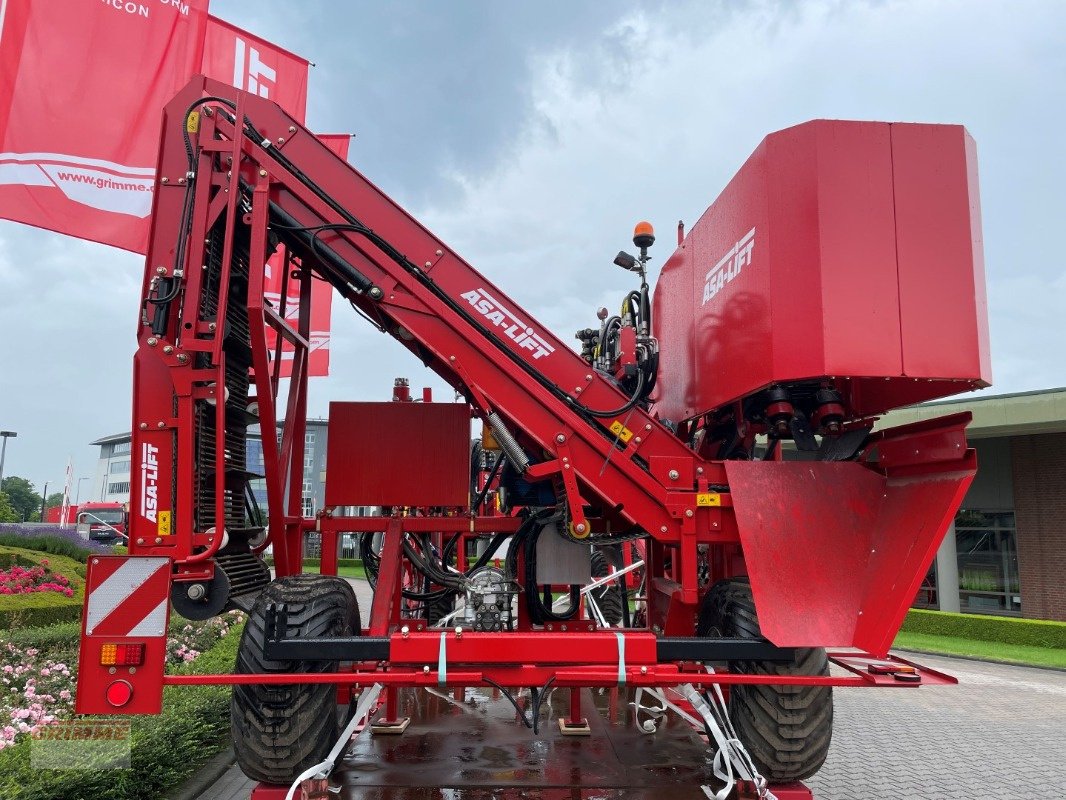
[
  {"left": 231, "top": 574, "right": 360, "bottom": 784},
  {"left": 590, "top": 549, "right": 625, "bottom": 626},
  {"left": 426, "top": 591, "right": 456, "bottom": 626},
  {"left": 697, "top": 577, "right": 833, "bottom": 782}
]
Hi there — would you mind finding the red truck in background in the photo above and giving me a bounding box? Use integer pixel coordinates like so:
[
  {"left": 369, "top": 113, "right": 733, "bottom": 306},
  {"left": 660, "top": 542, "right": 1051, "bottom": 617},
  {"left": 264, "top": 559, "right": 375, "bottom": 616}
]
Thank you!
[
  {"left": 43, "top": 505, "right": 78, "bottom": 525},
  {"left": 45, "top": 502, "right": 128, "bottom": 544}
]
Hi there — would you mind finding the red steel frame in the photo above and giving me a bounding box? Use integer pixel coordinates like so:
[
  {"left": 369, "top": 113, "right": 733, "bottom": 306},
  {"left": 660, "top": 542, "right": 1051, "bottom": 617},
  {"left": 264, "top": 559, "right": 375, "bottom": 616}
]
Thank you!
[{"left": 77, "top": 76, "right": 982, "bottom": 745}]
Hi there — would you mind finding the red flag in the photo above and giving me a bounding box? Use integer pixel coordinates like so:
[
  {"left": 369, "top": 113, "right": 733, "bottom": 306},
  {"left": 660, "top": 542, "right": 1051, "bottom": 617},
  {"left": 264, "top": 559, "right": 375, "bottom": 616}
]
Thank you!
[
  {"left": 0, "top": 0, "right": 208, "bottom": 253},
  {"left": 200, "top": 15, "right": 309, "bottom": 122},
  {"left": 266, "top": 134, "right": 350, "bottom": 378}
]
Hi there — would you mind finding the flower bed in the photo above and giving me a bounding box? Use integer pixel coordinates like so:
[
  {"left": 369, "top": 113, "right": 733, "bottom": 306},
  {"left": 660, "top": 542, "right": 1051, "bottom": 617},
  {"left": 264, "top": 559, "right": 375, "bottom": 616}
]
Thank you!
[
  {"left": 0, "top": 644, "right": 73, "bottom": 751},
  {"left": 0, "top": 560, "right": 75, "bottom": 598},
  {"left": 0, "top": 547, "right": 85, "bottom": 630},
  {"left": 0, "top": 610, "right": 245, "bottom": 752},
  {"left": 0, "top": 616, "right": 246, "bottom": 800},
  {"left": 167, "top": 611, "right": 243, "bottom": 666}
]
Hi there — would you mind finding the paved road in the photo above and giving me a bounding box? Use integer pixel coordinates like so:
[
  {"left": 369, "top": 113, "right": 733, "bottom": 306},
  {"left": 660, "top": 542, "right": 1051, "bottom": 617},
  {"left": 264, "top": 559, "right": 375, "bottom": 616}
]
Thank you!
[
  {"left": 807, "top": 653, "right": 1066, "bottom": 799},
  {"left": 197, "top": 584, "right": 1066, "bottom": 799}
]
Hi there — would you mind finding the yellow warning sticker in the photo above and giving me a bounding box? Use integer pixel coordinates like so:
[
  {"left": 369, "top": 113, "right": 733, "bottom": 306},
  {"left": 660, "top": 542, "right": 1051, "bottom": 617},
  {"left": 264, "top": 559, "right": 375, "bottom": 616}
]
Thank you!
[
  {"left": 696, "top": 493, "right": 721, "bottom": 507},
  {"left": 186, "top": 111, "right": 200, "bottom": 133},
  {"left": 157, "top": 510, "right": 172, "bottom": 536},
  {"left": 608, "top": 420, "right": 633, "bottom": 443}
]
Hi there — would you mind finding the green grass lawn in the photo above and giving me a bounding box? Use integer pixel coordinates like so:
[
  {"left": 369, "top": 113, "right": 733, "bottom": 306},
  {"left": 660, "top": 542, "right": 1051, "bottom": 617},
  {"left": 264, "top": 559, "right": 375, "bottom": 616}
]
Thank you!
[
  {"left": 893, "top": 630, "right": 1066, "bottom": 670},
  {"left": 300, "top": 562, "right": 367, "bottom": 580}
]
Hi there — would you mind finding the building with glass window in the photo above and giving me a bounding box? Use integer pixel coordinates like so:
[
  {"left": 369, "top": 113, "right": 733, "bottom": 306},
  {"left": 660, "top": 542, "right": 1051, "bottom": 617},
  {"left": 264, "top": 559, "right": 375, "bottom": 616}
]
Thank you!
[
  {"left": 88, "top": 433, "right": 133, "bottom": 503},
  {"left": 881, "top": 387, "right": 1066, "bottom": 622},
  {"left": 243, "top": 419, "right": 331, "bottom": 517}
]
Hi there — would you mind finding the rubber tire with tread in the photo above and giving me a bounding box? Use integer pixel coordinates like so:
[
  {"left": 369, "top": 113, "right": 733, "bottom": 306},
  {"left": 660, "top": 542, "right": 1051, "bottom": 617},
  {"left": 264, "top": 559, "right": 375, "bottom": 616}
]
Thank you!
[
  {"left": 590, "top": 549, "right": 625, "bottom": 626},
  {"left": 231, "top": 574, "right": 360, "bottom": 784},
  {"left": 696, "top": 577, "right": 833, "bottom": 782}
]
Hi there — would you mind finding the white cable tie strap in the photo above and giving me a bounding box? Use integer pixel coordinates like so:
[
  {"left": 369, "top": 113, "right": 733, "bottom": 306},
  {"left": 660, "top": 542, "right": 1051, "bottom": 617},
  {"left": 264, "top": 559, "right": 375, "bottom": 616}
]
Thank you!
[
  {"left": 614, "top": 631, "right": 626, "bottom": 686},
  {"left": 438, "top": 630, "right": 448, "bottom": 687},
  {"left": 678, "top": 683, "right": 777, "bottom": 800},
  {"left": 631, "top": 687, "right": 668, "bottom": 734},
  {"left": 648, "top": 687, "right": 704, "bottom": 730},
  {"left": 284, "top": 682, "right": 383, "bottom": 800},
  {"left": 585, "top": 591, "right": 609, "bottom": 628}
]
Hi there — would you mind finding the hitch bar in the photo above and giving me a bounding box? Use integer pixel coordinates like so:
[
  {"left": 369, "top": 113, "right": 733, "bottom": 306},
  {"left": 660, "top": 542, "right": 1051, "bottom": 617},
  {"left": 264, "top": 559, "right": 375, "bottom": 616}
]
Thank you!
[{"left": 263, "top": 604, "right": 796, "bottom": 663}]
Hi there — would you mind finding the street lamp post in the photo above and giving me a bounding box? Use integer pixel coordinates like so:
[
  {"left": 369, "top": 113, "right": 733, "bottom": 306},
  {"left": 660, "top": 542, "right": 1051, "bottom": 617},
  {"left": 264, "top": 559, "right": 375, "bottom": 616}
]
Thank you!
[
  {"left": 39, "top": 481, "right": 49, "bottom": 523},
  {"left": 0, "top": 431, "right": 16, "bottom": 490},
  {"left": 75, "top": 476, "right": 89, "bottom": 506}
]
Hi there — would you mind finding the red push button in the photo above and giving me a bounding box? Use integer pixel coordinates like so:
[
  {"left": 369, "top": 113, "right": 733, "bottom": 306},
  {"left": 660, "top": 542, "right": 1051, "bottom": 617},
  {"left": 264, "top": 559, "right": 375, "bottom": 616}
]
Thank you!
[{"left": 105, "top": 680, "right": 134, "bottom": 708}]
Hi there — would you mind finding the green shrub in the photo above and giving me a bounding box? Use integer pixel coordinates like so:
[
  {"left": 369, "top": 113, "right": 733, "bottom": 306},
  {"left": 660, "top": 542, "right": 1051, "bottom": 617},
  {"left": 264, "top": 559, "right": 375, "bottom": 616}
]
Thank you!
[
  {"left": 0, "top": 530, "right": 103, "bottom": 563},
  {"left": 2, "top": 620, "right": 82, "bottom": 656},
  {"left": 0, "top": 623, "right": 243, "bottom": 800},
  {"left": 901, "top": 608, "right": 1066, "bottom": 649},
  {"left": 0, "top": 593, "right": 82, "bottom": 630},
  {"left": 0, "top": 551, "right": 36, "bottom": 569}
]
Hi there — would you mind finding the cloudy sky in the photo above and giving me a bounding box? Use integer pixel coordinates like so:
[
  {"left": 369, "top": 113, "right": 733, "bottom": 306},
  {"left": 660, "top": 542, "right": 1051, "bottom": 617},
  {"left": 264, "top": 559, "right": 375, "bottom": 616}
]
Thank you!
[{"left": 1, "top": 0, "right": 1064, "bottom": 494}]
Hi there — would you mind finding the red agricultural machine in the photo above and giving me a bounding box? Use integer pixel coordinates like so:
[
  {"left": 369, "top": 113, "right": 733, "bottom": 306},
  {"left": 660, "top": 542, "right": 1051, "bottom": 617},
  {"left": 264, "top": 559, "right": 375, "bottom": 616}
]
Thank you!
[{"left": 76, "top": 77, "right": 989, "bottom": 799}]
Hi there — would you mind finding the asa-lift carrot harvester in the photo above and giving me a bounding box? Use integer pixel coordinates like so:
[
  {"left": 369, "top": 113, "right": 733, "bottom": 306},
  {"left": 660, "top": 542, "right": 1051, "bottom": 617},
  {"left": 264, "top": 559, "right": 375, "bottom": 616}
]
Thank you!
[{"left": 76, "top": 76, "right": 989, "bottom": 799}]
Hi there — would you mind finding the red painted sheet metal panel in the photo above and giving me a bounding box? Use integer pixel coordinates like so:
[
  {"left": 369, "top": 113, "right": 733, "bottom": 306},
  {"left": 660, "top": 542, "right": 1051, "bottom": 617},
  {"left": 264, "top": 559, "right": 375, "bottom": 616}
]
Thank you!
[
  {"left": 892, "top": 124, "right": 991, "bottom": 380},
  {"left": 810, "top": 122, "right": 903, "bottom": 377},
  {"left": 725, "top": 435, "right": 974, "bottom": 653},
  {"left": 325, "top": 401, "right": 471, "bottom": 507},
  {"left": 75, "top": 556, "right": 171, "bottom": 715},
  {"left": 652, "top": 119, "right": 989, "bottom": 423}
]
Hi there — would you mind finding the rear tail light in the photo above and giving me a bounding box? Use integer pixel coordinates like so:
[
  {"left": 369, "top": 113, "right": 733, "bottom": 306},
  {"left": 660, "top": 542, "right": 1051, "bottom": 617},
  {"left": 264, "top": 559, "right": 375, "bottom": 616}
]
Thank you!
[{"left": 100, "top": 642, "right": 146, "bottom": 667}]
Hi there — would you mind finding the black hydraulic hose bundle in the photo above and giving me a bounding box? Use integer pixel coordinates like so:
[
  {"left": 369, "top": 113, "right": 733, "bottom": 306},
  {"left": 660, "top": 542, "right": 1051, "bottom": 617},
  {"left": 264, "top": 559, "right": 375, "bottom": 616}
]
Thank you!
[{"left": 360, "top": 526, "right": 511, "bottom": 605}]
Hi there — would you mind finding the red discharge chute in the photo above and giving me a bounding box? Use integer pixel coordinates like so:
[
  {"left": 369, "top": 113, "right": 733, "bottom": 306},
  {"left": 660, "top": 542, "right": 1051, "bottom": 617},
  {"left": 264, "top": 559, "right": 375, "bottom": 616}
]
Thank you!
[
  {"left": 0, "top": 0, "right": 209, "bottom": 253},
  {"left": 726, "top": 413, "right": 976, "bottom": 655}
]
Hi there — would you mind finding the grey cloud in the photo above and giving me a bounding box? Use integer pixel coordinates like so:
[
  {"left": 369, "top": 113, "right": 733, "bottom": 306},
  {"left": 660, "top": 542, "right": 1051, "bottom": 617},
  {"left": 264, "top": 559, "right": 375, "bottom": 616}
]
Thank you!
[{"left": 2, "top": 0, "right": 1064, "bottom": 490}]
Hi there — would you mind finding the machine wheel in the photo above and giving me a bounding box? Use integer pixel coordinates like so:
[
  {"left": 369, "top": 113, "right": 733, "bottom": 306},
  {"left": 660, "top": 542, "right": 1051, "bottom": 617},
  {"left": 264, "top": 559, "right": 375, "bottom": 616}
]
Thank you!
[
  {"left": 697, "top": 577, "right": 833, "bottom": 782},
  {"left": 425, "top": 590, "right": 456, "bottom": 626},
  {"left": 590, "top": 549, "right": 625, "bottom": 626},
  {"left": 231, "top": 574, "right": 360, "bottom": 784}
]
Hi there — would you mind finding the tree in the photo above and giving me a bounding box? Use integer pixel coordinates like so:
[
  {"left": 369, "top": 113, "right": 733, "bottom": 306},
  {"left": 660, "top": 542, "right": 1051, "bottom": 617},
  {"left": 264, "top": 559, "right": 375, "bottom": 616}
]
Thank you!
[
  {"left": 44, "top": 492, "right": 65, "bottom": 510},
  {"left": 0, "top": 477, "right": 40, "bottom": 522},
  {"left": 0, "top": 491, "right": 17, "bottom": 523}
]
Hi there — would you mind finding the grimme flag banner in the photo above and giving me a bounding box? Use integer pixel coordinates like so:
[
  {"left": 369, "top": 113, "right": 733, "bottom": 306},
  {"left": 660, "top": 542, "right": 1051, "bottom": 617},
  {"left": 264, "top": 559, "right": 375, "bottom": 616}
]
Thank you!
[
  {"left": 0, "top": 0, "right": 209, "bottom": 253},
  {"left": 202, "top": 16, "right": 328, "bottom": 375},
  {"left": 264, "top": 134, "right": 350, "bottom": 378},
  {"left": 200, "top": 14, "right": 309, "bottom": 123}
]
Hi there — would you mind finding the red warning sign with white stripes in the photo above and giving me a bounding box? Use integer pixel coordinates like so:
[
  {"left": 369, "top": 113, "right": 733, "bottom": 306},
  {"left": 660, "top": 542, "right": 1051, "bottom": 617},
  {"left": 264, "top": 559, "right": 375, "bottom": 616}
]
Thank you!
[
  {"left": 85, "top": 557, "right": 170, "bottom": 637},
  {"left": 76, "top": 556, "right": 172, "bottom": 715}
]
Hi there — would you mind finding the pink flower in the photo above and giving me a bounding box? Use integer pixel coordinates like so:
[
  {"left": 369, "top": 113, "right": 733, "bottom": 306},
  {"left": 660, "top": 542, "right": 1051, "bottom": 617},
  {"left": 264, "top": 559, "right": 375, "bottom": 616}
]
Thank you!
[{"left": 59, "top": 690, "right": 71, "bottom": 701}]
